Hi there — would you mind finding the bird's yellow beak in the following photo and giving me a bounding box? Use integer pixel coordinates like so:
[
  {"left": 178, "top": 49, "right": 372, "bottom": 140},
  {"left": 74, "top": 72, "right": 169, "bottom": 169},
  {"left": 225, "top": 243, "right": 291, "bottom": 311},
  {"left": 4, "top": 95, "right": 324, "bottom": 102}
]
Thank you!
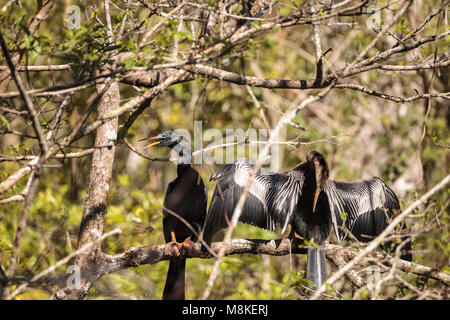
[
  {"left": 313, "top": 185, "right": 320, "bottom": 213},
  {"left": 139, "top": 136, "right": 161, "bottom": 149}
]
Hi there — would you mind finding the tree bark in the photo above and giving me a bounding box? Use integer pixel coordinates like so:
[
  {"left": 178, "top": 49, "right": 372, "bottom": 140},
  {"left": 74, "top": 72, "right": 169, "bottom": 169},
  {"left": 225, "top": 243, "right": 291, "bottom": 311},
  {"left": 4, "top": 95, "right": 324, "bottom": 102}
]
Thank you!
[{"left": 51, "top": 80, "right": 120, "bottom": 300}]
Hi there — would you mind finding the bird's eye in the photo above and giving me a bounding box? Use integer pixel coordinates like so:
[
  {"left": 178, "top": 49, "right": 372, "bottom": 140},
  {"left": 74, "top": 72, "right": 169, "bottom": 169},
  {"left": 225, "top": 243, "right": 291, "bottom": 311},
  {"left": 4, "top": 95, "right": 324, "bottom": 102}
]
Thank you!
[{"left": 161, "top": 133, "right": 167, "bottom": 138}]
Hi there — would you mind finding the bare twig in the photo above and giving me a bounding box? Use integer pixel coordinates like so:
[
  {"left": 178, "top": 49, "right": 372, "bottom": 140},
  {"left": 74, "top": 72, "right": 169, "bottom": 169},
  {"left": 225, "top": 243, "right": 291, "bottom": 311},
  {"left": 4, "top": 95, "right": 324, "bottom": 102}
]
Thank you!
[
  {"left": 0, "top": 32, "right": 48, "bottom": 155},
  {"left": 0, "top": 64, "right": 71, "bottom": 72}
]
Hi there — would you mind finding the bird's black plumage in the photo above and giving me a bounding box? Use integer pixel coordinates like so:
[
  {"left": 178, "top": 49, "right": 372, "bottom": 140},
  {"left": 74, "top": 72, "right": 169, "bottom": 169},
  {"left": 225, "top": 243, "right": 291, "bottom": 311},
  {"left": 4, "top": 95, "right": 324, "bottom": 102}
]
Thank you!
[
  {"left": 202, "top": 157, "right": 331, "bottom": 246},
  {"left": 326, "top": 177, "right": 411, "bottom": 260},
  {"left": 203, "top": 151, "right": 411, "bottom": 288},
  {"left": 142, "top": 130, "right": 207, "bottom": 300}
]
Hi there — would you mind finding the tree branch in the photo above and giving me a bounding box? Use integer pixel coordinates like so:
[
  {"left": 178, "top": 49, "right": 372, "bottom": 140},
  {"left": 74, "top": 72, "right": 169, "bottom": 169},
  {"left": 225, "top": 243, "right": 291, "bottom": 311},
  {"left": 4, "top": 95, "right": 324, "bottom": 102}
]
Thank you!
[
  {"left": 0, "top": 64, "right": 71, "bottom": 72},
  {"left": 0, "top": 32, "right": 48, "bottom": 155},
  {"left": 100, "top": 239, "right": 450, "bottom": 292}
]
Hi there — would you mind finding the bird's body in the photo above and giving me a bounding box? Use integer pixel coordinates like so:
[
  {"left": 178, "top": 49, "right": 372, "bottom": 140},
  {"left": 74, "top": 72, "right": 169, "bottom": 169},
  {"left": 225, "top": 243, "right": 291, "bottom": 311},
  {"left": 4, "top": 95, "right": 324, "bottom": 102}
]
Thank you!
[
  {"left": 162, "top": 164, "right": 206, "bottom": 300},
  {"left": 163, "top": 164, "right": 206, "bottom": 245},
  {"left": 142, "top": 130, "right": 207, "bottom": 300},
  {"left": 203, "top": 151, "right": 411, "bottom": 288},
  {"left": 290, "top": 160, "right": 332, "bottom": 244}
]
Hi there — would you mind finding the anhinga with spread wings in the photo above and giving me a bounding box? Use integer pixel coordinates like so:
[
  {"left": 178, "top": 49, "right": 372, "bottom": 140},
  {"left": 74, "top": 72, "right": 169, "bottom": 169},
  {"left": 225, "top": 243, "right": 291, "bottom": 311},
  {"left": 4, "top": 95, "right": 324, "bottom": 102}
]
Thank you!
[
  {"left": 202, "top": 150, "right": 411, "bottom": 288},
  {"left": 141, "top": 130, "right": 207, "bottom": 300}
]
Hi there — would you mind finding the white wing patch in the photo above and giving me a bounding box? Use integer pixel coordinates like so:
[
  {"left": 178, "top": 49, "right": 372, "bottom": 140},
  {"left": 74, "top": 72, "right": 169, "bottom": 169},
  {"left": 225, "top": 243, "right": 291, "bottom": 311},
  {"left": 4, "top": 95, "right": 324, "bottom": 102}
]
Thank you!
[
  {"left": 355, "top": 180, "right": 386, "bottom": 217},
  {"left": 324, "top": 178, "right": 395, "bottom": 241},
  {"left": 233, "top": 159, "right": 269, "bottom": 210},
  {"left": 215, "top": 158, "right": 305, "bottom": 233}
]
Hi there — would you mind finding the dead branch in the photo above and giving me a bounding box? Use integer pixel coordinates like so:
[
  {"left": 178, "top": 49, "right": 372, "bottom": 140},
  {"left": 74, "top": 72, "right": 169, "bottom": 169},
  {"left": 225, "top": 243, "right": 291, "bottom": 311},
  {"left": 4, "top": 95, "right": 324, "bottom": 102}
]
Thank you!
[
  {"left": 49, "top": 238, "right": 449, "bottom": 300},
  {"left": 0, "top": 64, "right": 71, "bottom": 72}
]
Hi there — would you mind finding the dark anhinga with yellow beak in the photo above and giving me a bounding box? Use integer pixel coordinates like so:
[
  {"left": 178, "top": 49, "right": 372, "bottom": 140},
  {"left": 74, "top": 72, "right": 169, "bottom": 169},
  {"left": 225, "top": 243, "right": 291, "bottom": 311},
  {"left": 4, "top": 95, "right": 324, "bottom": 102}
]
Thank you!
[
  {"left": 203, "top": 150, "right": 411, "bottom": 289},
  {"left": 141, "top": 130, "right": 207, "bottom": 300}
]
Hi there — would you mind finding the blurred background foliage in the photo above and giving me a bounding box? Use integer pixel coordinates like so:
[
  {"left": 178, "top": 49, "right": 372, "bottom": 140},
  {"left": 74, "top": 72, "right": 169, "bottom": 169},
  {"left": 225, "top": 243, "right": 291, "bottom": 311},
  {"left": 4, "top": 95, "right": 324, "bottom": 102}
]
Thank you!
[{"left": 0, "top": 0, "right": 448, "bottom": 299}]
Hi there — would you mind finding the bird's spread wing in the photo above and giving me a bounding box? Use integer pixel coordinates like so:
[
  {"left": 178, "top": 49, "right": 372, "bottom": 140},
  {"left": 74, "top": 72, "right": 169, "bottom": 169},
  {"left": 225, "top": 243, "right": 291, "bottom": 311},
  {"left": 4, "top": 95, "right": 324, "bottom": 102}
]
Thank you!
[
  {"left": 266, "top": 171, "right": 303, "bottom": 233},
  {"left": 203, "top": 159, "right": 302, "bottom": 244},
  {"left": 208, "top": 159, "right": 274, "bottom": 230},
  {"left": 323, "top": 177, "right": 400, "bottom": 241}
]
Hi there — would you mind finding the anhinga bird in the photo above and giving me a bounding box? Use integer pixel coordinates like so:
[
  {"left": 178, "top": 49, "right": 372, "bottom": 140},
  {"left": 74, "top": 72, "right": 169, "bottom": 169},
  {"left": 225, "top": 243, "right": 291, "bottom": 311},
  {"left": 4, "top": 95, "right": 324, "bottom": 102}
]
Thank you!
[
  {"left": 141, "top": 130, "right": 207, "bottom": 300},
  {"left": 203, "top": 150, "right": 411, "bottom": 288}
]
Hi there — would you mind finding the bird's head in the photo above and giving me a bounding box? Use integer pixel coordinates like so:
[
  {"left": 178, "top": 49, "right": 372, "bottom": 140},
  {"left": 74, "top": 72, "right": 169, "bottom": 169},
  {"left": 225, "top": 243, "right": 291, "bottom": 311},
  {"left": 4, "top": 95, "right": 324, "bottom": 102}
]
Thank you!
[
  {"left": 306, "top": 150, "right": 329, "bottom": 213},
  {"left": 140, "top": 130, "right": 192, "bottom": 165},
  {"left": 140, "top": 130, "right": 187, "bottom": 150}
]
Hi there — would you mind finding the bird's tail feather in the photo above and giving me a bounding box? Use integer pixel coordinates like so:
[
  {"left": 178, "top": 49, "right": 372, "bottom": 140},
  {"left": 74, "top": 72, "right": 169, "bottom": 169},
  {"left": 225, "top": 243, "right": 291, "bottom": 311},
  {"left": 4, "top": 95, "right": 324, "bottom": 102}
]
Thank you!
[
  {"left": 163, "top": 259, "right": 186, "bottom": 300},
  {"left": 306, "top": 247, "right": 328, "bottom": 289}
]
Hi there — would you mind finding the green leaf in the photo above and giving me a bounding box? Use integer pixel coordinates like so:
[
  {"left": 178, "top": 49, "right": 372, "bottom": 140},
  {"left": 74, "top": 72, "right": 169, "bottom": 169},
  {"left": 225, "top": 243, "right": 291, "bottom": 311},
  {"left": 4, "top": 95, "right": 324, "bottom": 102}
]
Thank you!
[
  {"left": 340, "top": 211, "right": 347, "bottom": 225},
  {"left": 0, "top": 115, "right": 11, "bottom": 131}
]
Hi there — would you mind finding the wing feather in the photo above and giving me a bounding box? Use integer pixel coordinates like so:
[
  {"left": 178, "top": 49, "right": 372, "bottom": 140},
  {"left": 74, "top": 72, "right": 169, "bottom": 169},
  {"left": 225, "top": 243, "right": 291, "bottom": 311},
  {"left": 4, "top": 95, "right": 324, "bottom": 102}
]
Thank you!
[
  {"left": 324, "top": 177, "right": 400, "bottom": 241},
  {"left": 203, "top": 159, "right": 303, "bottom": 244}
]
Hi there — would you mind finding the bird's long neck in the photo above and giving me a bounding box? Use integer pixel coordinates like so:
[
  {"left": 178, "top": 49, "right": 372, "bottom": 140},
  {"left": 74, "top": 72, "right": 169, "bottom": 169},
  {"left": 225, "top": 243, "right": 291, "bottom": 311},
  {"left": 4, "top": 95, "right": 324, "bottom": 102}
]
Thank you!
[
  {"left": 177, "top": 163, "right": 191, "bottom": 176},
  {"left": 313, "top": 159, "right": 329, "bottom": 188},
  {"left": 173, "top": 141, "right": 192, "bottom": 176}
]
